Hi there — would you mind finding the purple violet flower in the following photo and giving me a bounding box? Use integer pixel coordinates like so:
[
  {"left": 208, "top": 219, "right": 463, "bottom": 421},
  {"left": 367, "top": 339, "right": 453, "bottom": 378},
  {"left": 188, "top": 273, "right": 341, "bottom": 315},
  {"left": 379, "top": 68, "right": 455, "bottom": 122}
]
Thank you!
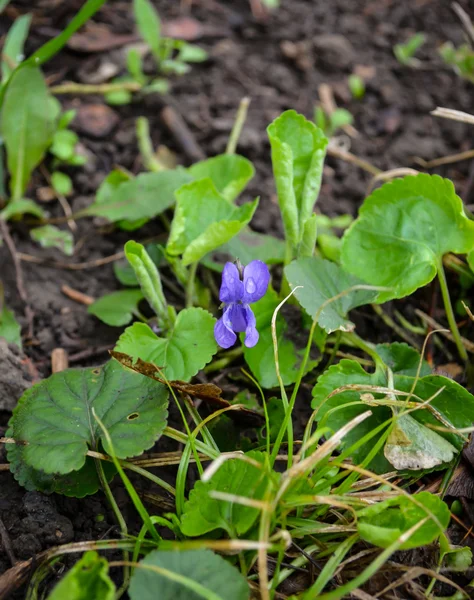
[{"left": 214, "top": 260, "right": 270, "bottom": 349}]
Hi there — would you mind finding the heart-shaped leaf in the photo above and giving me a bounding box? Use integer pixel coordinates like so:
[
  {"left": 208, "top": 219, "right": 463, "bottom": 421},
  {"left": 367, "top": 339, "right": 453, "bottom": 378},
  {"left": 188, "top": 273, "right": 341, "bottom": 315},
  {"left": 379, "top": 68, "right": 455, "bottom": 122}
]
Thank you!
[
  {"left": 243, "top": 288, "right": 319, "bottom": 389},
  {"left": 7, "top": 360, "right": 169, "bottom": 475},
  {"left": 341, "top": 174, "right": 474, "bottom": 302},
  {"left": 84, "top": 169, "right": 192, "bottom": 223},
  {"left": 357, "top": 492, "right": 450, "bottom": 550},
  {"left": 115, "top": 307, "right": 217, "bottom": 381},
  {"left": 166, "top": 178, "right": 259, "bottom": 266},
  {"left": 180, "top": 451, "right": 269, "bottom": 536},
  {"left": 47, "top": 551, "right": 115, "bottom": 600},
  {"left": 1, "top": 65, "right": 56, "bottom": 200},
  {"left": 312, "top": 344, "right": 474, "bottom": 473},
  {"left": 188, "top": 154, "right": 255, "bottom": 202},
  {"left": 129, "top": 549, "right": 249, "bottom": 600},
  {"left": 88, "top": 289, "right": 144, "bottom": 327},
  {"left": 284, "top": 257, "right": 378, "bottom": 333},
  {"left": 267, "top": 110, "right": 328, "bottom": 247}
]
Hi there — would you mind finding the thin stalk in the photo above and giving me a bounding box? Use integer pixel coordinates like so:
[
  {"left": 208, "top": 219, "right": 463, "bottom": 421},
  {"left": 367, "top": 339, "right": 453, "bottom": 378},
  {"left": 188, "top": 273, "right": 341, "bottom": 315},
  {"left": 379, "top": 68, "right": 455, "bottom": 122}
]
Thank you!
[
  {"left": 226, "top": 97, "right": 250, "bottom": 154},
  {"left": 136, "top": 117, "right": 165, "bottom": 172},
  {"left": 50, "top": 81, "right": 142, "bottom": 95},
  {"left": 437, "top": 258, "right": 468, "bottom": 362},
  {"left": 94, "top": 458, "right": 130, "bottom": 597},
  {"left": 186, "top": 262, "right": 198, "bottom": 308},
  {"left": 163, "top": 426, "right": 220, "bottom": 459}
]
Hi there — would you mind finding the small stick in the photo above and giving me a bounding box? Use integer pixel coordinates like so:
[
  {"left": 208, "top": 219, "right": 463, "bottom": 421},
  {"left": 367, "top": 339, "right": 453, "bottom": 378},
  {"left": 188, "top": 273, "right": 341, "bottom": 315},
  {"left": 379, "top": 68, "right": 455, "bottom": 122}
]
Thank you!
[
  {"left": 0, "top": 219, "right": 34, "bottom": 339},
  {"left": 319, "top": 83, "right": 358, "bottom": 138},
  {"left": 51, "top": 348, "right": 69, "bottom": 373},
  {"left": 0, "top": 465, "right": 10, "bottom": 471},
  {"left": 161, "top": 106, "right": 205, "bottom": 162},
  {"left": 0, "top": 517, "right": 16, "bottom": 566},
  {"left": 40, "top": 164, "right": 76, "bottom": 232},
  {"left": 226, "top": 97, "right": 250, "bottom": 154},
  {"left": 17, "top": 250, "right": 125, "bottom": 271},
  {"left": 452, "top": 2, "right": 474, "bottom": 45},
  {"left": 61, "top": 285, "right": 94, "bottom": 305},
  {"left": 431, "top": 107, "right": 474, "bottom": 125},
  {"left": 414, "top": 148, "right": 474, "bottom": 169},
  {"left": 415, "top": 309, "right": 474, "bottom": 353},
  {"left": 327, "top": 145, "right": 381, "bottom": 176},
  {"left": 50, "top": 81, "right": 142, "bottom": 95}
]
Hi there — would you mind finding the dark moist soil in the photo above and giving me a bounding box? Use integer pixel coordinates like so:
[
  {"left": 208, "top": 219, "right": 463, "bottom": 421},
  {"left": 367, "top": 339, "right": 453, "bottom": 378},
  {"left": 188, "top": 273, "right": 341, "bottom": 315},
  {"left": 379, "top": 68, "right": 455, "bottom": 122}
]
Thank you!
[{"left": 1, "top": 0, "right": 474, "bottom": 597}]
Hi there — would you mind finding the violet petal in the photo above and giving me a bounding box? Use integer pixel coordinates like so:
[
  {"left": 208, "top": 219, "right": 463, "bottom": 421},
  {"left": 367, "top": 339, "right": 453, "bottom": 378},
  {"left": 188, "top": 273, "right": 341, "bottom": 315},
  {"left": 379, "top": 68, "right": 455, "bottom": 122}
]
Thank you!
[
  {"left": 214, "top": 307, "right": 237, "bottom": 348},
  {"left": 219, "top": 262, "right": 244, "bottom": 303},
  {"left": 243, "top": 305, "right": 259, "bottom": 348},
  {"left": 227, "top": 303, "right": 247, "bottom": 332},
  {"left": 242, "top": 260, "right": 270, "bottom": 304}
]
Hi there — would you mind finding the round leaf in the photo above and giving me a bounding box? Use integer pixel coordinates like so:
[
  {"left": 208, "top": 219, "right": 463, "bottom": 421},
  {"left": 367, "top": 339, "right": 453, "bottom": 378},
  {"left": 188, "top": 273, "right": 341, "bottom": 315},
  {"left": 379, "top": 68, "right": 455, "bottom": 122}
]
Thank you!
[
  {"left": 341, "top": 174, "right": 474, "bottom": 302},
  {"left": 129, "top": 549, "right": 249, "bottom": 600},
  {"left": 7, "top": 360, "right": 169, "bottom": 475},
  {"left": 88, "top": 289, "right": 144, "bottom": 327}
]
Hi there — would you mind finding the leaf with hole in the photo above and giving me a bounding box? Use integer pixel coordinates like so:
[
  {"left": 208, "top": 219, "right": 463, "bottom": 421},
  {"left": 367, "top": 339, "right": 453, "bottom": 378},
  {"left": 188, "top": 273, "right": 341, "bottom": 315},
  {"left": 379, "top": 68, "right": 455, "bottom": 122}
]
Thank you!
[
  {"left": 7, "top": 360, "right": 169, "bottom": 477},
  {"left": 284, "top": 257, "right": 378, "bottom": 333},
  {"left": 1, "top": 65, "right": 56, "bottom": 200},
  {"left": 188, "top": 154, "right": 255, "bottom": 202},
  {"left": 167, "top": 178, "right": 259, "bottom": 265},
  {"left": 115, "top": 307, "right": 217, "bottom": 381},
  {"left": 312, "top": 344, "right": 474, "bottom": 473},
  {"left": 243, "top": 288, "right": 318, "bottom": 388},
  {"left": 357, "top": 492, "right": 450, "bottom": 550},
  {"left": 341, "top": 174, "right": 474, "bottom": 302},
  {"left": 47, "top": 551, "right": 115, "bottom": 600},
  {"left": 129, "top": 549, "right": 249, "bottom": 600},
  {"left": 267, "top": 110, "right": 328, "bottom": 247},
  {"left": 30, "top": 225, "right": 74, "bottom": 256},
  {"left": 88, "top": 289, "right": 144, "bottom": 327},
  {"left": 181, "top": 451, "right": 269, "bottom": 536},
  {"left": 85, "top": 169, "right": 192, "bottom": 223}
]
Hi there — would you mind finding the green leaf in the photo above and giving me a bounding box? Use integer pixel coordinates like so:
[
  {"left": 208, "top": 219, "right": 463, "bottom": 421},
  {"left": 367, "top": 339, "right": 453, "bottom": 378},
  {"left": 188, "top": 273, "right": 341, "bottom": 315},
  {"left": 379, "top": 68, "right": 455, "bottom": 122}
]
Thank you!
[
  {"left": 243, "top": 288, "right": 317, "bottom": 389},
  {"left": 115, "top": 308, "right": 217, "bottom": 381},
  {"left": 85, "top": 169, "right": 192, "bottom": 223},
  {"left": 178, "top": 43, "right": 208, "bottom": 63},
  {"left": 1, "top": 65, "right": 56, "bottom": 200},
  {"left": 1, "top": 13, "right": 32, "bottom": 82},
  {"left": 114, "top": 245, "right": 165, "bottom": 287},
  {"left": 51, "top": 171, "right": 73, "bottom": 196},
  {"left": 267, "top": 110, "right": 328, "bottom": 247},
  {"left": 284, "top": 257, "right": 378, "bottom": 333},
  {"left": 47, "top": 551, "right": 115, "bottom": 600},
  {"left": 88, "top": 289, "right": 144, "bottom": 327},
  {"left": 468, "top": 249, "right": 474, "bottom": 273},
  {"left": 341, "top": 175, "right": 474, "bottom": 302},
  {"left": 394, "top": 33, "right": 426, "bottom": 66},
  {"left": 357, "top": 492, "right": 450, "bottom": 550},
  {"left": 299, "top": 213, "right": 318, "bottom": 257},
  {"left": 50, "top": 129, "right": 78, "bottom": 161},
  {"left": 30, "top": 225, "right": 74, "bottom": 256},
  {"left": 221, "top": 230, "right": 286, "bottom": 265},
  {"left": 188, "top": 154, "right": 255, "bottom": 202},
  {"left": 0, "top": 199, "right": 45, "bottom": 220},
  {"left": 0, "top": 304, "right": 22, "bottom": 348},
  {"left": 7, "top": 360, "right": 169, "bottom": 475},
  {"left": 181, "top": 451, "right": 268, "bottom": 536},
  {"left": 129, "top": 549, "right": 249, "bottom": 600},
  {"left": 312, "top": 344, "right": 474, "bottom": 473},
  {"left": 167, "top": 178, "right": 258, "bottom": 266},
  {"left": 124, "top": 241, "right": 168, "bottom": 322},
  {"left": 133, "top": 0, "right": 161, "bottom": 64}
]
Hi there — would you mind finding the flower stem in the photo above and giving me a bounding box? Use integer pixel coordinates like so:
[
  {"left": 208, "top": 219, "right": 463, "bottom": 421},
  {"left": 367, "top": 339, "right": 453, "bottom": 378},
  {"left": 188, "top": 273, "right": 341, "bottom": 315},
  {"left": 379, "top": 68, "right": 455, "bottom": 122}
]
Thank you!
[
  {"left": 437, "top": 258, "right": 468, "bottom": 362},
  {"left": 226, "top": 97, "right": 250, "bottom": 154},
  {"left": 185, "top": 262, "right": 198, "bottom": 308}
]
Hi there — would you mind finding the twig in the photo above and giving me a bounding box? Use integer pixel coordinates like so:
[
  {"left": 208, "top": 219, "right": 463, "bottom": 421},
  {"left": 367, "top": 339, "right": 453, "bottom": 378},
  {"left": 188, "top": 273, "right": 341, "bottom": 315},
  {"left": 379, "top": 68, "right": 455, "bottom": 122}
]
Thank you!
[
  {"left": 431, "top": 107, "right": 474, "bottom": 125},
  {"left": 51, "top": 348, "right": 69, "bottom": 373},
  {"left": 0, "top": 219, "right": 34, "bottom": 339},
  {"left": 161, "top": 105, "right": 206, "bottom": 162},
  {"left": 327, "top": 145, "right": 381, "bottom": 176},
  {"left": 50, "top": 81, "right": 142, "bottom": 95},
  {"left": 371, "top": 304, "right": 420, "bottom": 349},
  {"left": 319, "top": 83, "right": 359, "bottom": 138},
  {"left": 367, "top": 168, "right": 419, "bottom": 193},
  {"left": 61, "top": 285, "right": 95, "bottom": 305},
  {"left": 415, "top": 309, "right": 474, "bottom": 353},
  {"left": 414, "top": 148, "right": 474, "bottom": 169},
  {"left": 226, "top": 97, "right": 251, "bottom": 154},
  {"left": 0, "top": 464, "right": 10, "bottom": 471},
  {"left": 17, "top": 250, "right": 125, "bottom": 271},
  {"left": 452, "top": 2, "right": 474, "bottom": 45},
  {"left": 0, "top": 517, "right": 16, "bottom": 566}
]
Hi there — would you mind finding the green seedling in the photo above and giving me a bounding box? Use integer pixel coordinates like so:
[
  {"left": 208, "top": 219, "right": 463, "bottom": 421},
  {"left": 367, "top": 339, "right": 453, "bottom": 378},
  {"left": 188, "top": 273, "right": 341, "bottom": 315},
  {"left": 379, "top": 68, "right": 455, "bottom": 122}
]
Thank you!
[
  {"left": 314, "top": 105, "right": 354, "bottom": 137},
  {"left": 439, "top": 42, "right": 474, "bottom": 83},
  {"left": 394, "top": 32, "right": 426, "bottom": 66},
  {"left": 348, "top": 74, "right": 365, "bottom": 99}
]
